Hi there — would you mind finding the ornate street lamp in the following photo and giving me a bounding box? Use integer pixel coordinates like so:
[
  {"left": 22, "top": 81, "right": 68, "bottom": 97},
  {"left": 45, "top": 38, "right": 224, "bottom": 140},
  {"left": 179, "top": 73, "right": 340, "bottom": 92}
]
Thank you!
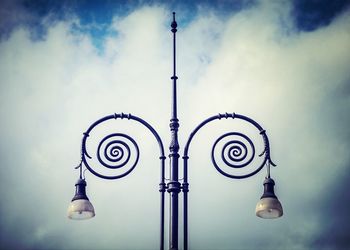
[{"left": 67, "top": 12, "right": 283, "bottom": 250}]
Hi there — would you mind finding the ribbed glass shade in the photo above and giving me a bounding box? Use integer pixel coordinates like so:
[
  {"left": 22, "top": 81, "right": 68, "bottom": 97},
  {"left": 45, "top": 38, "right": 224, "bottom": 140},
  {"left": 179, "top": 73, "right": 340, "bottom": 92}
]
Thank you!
[
  {"left": 67, "top": 199, "right": 95, "bottom": 220},
  {"left": 255, "top": 197, "right": 283, "bottom": 219}
]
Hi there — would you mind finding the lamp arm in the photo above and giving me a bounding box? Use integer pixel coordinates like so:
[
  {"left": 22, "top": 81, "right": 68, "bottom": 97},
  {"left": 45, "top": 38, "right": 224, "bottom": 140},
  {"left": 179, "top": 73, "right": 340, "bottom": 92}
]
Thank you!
[
  {"left": 181, "top": 112, "right": 276, "bottom": 250},
  {"left": 183, "top": 112, "right": 275, "bottom": 179},
  {"left": 81, "top": 112, "right": 165, "bottom": 179},
  {"left": 80, "top": 112, "right": 166, "bottom": 250}
]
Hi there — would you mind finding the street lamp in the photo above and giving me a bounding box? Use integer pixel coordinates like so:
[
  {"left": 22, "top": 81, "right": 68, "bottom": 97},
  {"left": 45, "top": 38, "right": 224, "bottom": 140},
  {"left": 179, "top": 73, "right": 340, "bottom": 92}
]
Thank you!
[
  {"left": 67, "top": 178, "right": 95, "bottom": 220},
  {"left": 67, "top": 12, "right": 283, "bottom": 250}
]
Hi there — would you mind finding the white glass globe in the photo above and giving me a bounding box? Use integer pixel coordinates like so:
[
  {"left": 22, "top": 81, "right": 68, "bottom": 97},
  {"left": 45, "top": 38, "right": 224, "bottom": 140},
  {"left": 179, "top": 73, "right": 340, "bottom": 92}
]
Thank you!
[
  {"left": 67, "top": 199, "right": 95, "bottom": 220},
  {"left": 255, "top": 197, "right": 283, "bottom": 219}
]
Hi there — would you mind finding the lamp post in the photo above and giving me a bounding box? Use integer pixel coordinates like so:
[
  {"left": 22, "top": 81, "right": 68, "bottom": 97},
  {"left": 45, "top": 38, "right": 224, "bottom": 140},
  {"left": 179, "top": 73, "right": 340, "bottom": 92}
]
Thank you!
[{"left": 67, "top": 12, "right": 283, "bottom": 250}]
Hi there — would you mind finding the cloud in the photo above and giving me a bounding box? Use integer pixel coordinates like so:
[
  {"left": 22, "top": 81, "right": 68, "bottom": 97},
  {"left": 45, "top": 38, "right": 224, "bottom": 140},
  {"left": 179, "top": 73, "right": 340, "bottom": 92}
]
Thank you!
[
  {"left": 0, "top": 0, "right": 34, "bottom": 38},
  {"left": 291, "top": 0, "right": 350, "bottom": 31},
  {"left": 0, "top": 1, "right": 350, "bottom": 250}
]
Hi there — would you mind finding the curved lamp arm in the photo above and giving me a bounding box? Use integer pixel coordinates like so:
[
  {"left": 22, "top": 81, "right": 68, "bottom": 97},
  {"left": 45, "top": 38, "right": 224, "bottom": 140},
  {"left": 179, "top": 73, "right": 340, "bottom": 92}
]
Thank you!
[
  {"left": 181, "top": 112, "right": 276, "bottom": 250},
  {"left": 81, "top": 112, "right": 165, "bottom": 179},
  {"left": 183, "top": 112, "right": 276, "bottom": 179},
  {"left": 79, "top": 112, "right": 166, "bottom": 250}
]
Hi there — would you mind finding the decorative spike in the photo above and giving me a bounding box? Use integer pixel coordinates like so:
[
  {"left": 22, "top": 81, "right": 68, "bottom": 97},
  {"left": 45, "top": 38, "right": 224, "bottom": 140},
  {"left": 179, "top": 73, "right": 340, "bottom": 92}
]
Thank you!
[{"left": 171, "top": 12, "right": 177, "bottom": 32}]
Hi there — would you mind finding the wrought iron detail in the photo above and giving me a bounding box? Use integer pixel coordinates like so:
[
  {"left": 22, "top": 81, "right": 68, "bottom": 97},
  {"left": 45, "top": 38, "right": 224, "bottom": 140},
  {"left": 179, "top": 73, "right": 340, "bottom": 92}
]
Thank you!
[
  {"left": 211, "top": 131, "right": 260, "bottom": 179},
  {"left": 81, "top": 113, "right": 165, "bottom": 181},
  {"left": 213, "top": 132, "right": 255, "bottom": 168},
  {"left": 83, "top": 130, "right": 139, "bottom": 180},
  {"left": 183, "top": 112, "right": 276, "bottom": 180},
  {"left": 97, "top": 133, "right": 139, "bottom": 169}
]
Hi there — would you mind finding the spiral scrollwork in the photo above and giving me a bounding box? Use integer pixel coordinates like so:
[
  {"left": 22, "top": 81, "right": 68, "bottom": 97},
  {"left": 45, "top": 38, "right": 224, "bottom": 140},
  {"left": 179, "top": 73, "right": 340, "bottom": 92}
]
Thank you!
[
  {"left": 97, "top": 133, "right": 138, "bottom": 169},
  {"left": 211, "top": 131, "right": 265, "bottom": 179},
  {"left": 184, "top": 113, "right": 274, "bottom": 179},
  {"left": 83, "top": 132, "right": 139, "bottom": 180},
  {"left": 80, "top": 113, "right": 165, "bottom": 180},
  {"left": 219, "top": 132, "right": 255, "bottom": 168}
]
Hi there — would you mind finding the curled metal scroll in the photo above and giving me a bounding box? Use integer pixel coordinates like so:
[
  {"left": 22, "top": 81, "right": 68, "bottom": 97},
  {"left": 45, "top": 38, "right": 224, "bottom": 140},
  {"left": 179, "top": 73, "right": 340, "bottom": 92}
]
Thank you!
[
  {"left": 213, "top": 132, "right": 255, "bottom": 169},
  {"left": 83, "top": 132, "right": 139, "bottom": 179},
  {"left": 211, "top": 132, "right": 260, "bottom": 178},
  {"left": 183, "top": 112, "right": 276, "bottom": 180},
  {"left": 81, "top": 113, "right": 165, "bottom": 180},
  {"left": 97, "top": 133, "right": 139, "bottom": 169}
]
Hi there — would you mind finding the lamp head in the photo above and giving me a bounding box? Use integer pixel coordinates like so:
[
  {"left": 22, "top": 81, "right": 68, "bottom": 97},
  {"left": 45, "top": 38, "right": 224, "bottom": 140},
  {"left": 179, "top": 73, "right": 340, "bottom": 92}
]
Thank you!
[
  {"left": 255, "top": 177, "right": 283, "bottom": 219},
  {"left": 67, "top": 178, "right": 95, "bottom": 220}
]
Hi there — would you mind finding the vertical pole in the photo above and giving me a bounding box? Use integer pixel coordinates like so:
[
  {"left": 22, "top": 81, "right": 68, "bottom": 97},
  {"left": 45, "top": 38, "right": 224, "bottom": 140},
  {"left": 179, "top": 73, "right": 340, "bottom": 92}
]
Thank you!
[
  {"left": 160, "top": 157, "right": 166, "bottom": 250},
  {"left": 183, "top": 157, "right": 189, "bottom": 250},
  {"left": 168, "top": 12, "right": 181, "bottom": 250}
]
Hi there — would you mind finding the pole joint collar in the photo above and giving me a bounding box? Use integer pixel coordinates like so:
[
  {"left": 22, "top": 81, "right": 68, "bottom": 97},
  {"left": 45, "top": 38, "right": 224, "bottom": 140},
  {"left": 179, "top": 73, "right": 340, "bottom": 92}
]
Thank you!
[{"left": 167, "top": 181, "right": 181, "bottom": 193}]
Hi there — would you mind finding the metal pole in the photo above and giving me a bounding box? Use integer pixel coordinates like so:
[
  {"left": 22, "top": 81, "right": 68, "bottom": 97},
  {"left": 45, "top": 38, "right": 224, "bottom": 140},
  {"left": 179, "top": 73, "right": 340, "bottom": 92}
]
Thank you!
[
  {"left": 183, "top": 157, "right": 189, "bottom": 250},
  {"left": 168, "top": 12, "right": 180, "bottom": 250}
]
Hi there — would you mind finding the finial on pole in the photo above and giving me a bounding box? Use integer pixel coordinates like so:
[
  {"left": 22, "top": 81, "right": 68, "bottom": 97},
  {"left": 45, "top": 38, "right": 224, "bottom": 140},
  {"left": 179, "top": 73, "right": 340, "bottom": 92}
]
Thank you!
[{"left": 171, "top": 12, "right": 177, "bottom": 33}]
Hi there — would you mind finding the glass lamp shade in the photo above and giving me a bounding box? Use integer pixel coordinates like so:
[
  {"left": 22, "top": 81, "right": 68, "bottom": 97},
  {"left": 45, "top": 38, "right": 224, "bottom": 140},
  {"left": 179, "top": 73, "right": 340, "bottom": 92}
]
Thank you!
[
  {"left": 256, "top": 177, "right": 283, "bottom": 219},
  {"left": 67, "top": 199, "right": 95, "bottom": 220},
  {"left": 67, "top": 178, "right": 95, "bottom": 220},
  {"left": 255, "top": 197, "right": 283, "bottom": 219}
]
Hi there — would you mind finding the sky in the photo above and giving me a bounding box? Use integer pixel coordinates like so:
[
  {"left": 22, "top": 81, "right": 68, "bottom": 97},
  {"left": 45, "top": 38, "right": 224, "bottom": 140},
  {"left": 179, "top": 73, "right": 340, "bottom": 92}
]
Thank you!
[{"left": 0, "top": 0, "right": 350, "bottom": 249}]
